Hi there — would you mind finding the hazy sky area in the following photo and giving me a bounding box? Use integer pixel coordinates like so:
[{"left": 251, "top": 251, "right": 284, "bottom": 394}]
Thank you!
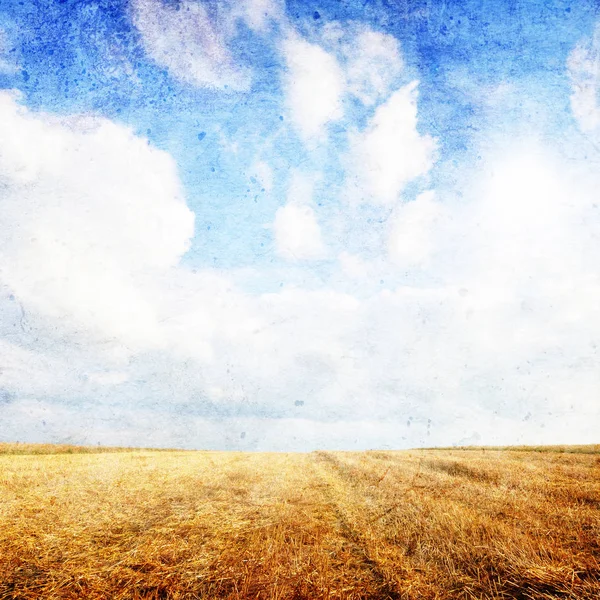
[{"left": 0, "top": 0, "right": 599, "bottom": 450}]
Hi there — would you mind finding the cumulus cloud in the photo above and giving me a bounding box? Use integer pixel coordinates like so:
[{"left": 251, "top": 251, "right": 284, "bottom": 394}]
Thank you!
[
  {"left": 273, "top": 204, "right": 326, "bottom": 260},
  {"left": 1, "top": 90, "right": 600, "bottom": 450},
  {"left": 281, "top": 24, "right": 407, "bottom": 144},
  {"left": 388, "top": 191, "right": 444, "bottom": 267},
  {"left": 282, "top": 35, "right": 345, "bottom": 142},
  {"left": 422, "top": 143, "right": 600, "bottom": 366},
  {"left": 567, "top": 25, "right": 600, "bottom": 132},
  {"left": 343, "top": 28, "right": 404, "bottom": 106},
  {"left": 347, "top": 81, "right": 437, "bottom": 205},
  {"left": 0, "top": 91, "right": 194, "bottom": 349},
  {"left": 338, "top": 251, "right": 369, "bottom": 280},
  {"left": 464, "top": 151, "right": 583, "bottom": 287},
  {"left": 273, "top": 172, "right": 325, "bottom": 260},
  {"left": 131, "top": 0, "right": 252, "bottom": 91}
]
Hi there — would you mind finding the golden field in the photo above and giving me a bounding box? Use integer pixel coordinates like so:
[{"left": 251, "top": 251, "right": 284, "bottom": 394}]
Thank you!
[{"left": 0, "top": 444, "right": 599, "bottom": 599}]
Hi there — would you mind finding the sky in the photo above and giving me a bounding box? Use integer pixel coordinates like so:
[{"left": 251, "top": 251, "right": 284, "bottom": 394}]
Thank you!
[{"left": 0, "top": 0, "right": 600, "bottom": 451}]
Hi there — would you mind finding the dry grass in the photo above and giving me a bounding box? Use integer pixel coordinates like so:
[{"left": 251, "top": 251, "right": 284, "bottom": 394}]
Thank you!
[
  {"left": 0, "top": 443, "right": 175, "bottom": 455},
  {"left": 0, "top": 445, "right": 598, "bottom": 599}
]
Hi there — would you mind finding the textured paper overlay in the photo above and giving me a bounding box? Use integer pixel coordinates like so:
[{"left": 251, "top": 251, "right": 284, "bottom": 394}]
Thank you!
[{"left": 1, "top": 2, "right": 600, "bottom": 598}]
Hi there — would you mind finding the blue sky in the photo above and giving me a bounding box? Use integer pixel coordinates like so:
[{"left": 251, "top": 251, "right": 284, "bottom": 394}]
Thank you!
[{"left": 0, "top": 0, "right": 599, "bottom": 450}]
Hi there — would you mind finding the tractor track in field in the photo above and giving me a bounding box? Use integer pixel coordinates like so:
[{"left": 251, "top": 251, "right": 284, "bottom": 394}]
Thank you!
[{"left": 311, "top": 452, "right": 403, "bottom": 600}]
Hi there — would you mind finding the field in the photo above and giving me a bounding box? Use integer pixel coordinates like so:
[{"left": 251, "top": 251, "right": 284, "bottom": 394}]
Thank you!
[{"left": 0, "top": 444, "right": 599, "bottom": 599}]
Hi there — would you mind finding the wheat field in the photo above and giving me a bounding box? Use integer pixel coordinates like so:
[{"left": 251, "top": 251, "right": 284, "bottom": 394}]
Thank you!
[{"left": 0, "top": 444, "right": 599, "bottom": 599}]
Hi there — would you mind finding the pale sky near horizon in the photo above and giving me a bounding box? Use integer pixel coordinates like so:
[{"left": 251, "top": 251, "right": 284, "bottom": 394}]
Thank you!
[{"left": 0, "top": 0, "right": 599, "bottom": 450}]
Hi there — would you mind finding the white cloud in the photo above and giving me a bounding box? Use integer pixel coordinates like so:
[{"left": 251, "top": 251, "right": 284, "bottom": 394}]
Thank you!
[
  {"left": 0, "top": 339, "right": 82, "bottom": 400},
  {"left": 1, "top": 91, "right": 600, "bottom": 450},
  {"left": 344, "top": 28, "right": 404, "bottom": 106},
  {"left": 567, "top": 25, "right": 600, "bottom": 132},
  {"left": 131, "top": 0, "right": 251, "bottom": 91},
  {"left": 273, "top": 204, "right": 326, "bottom": 260},
  {"left": 0, "top": 91, "right": 194, "bottom": 350},
  {"left": 317, "top": 22, "right": 404, "bottom": 105},
  {"left": 347, "top": 81, "right": 437, "bottom": 205},
  {"left": 408, "top": 143, "right": 600, "bottom": 373},
  {"left": 88, "top": 371, "right": 129, "bottom": 386},
  {"left": 461, "top": 148, "right": 593, "bottom": 291},
  {"left": 282, "top": 35, "right": 345, "bottom": 142},
  {"left": 273, "top": 173, "right": 325, "bottom": 260},
  {"left": 338, "top": 251, "right": 369, "bottom": 279},
  {"left": 388, "top": 191, "right": 444, "bottom": 267},
  {"left": 280, "top": 24, "right": 407, "bottom": 141}
]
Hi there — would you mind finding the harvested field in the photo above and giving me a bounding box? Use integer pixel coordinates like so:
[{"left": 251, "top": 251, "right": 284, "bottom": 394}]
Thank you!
[{"left": 0, "top": 445, "right": 599, "bottom": 599}]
